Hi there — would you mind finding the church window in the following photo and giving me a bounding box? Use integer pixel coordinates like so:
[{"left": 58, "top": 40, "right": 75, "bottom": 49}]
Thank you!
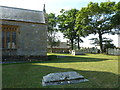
[{"left": 2, "top": 25, "right": 18, "bottom": 49}]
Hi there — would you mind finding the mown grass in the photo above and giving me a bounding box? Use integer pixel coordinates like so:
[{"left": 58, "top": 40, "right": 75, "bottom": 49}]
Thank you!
[{"left": 2, "top": 53, "right": 119, "bottom": 88}]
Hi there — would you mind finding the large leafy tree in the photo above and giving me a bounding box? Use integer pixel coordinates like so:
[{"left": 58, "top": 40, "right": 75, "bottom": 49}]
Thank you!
[
  {"left": 111, "top": 1, "right": 120, "bottom": 34},
  {"left": 47, "top": 13, "right": 60, "bottom": 53},
  {"left": 76, "top": 1, "right": 116, "bottom": 53},
  {"left": 57, "top": 9, "right": 82, "bottom": 50}
]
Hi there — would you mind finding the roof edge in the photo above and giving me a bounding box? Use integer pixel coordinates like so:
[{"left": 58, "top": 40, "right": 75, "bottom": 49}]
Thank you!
[
  {"left": 0, "top": 5, "right": 43, "bottom": 12},
  {"left": 0, "top": 19, "right": 47, "bottom": 25}
]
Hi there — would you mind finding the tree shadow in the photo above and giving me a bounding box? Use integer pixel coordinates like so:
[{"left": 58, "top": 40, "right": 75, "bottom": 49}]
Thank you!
[
  {"left": 32, "top": 55, "right": 113, "bottom": 63},
  {"left": 2, "top": 63, "right": 119, "bottom": 88}
]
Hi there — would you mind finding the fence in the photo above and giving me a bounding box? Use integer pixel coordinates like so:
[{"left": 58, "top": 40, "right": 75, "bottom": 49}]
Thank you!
[
  {"left": 107, "top": 48, "right": 120, "bottom": 55},
  {"left": 71, "top": 47, "right": 120, "bottom": 56},
  {"left": 71, "top": 47, "right": 99, "bottom": 55}
]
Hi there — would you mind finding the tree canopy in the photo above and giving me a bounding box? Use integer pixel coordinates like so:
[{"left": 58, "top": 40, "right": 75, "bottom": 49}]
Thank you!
[
  {"left": 47, "top": 1, "right": 120, "bottom": 52},
  {"left": 111, "top": 1, "right": 120, "bottom": 34},
  {"left": 57, "top": 9, "right": 84, "bottom": 50},
  {"left": 47, "top": 13, "right": 60, "bottom": 53},
  {"left": 76, "top": 1, "right": 117, "bottom": 53}
]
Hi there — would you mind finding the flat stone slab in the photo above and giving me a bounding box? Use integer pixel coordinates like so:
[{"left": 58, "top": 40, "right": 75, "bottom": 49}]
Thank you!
[{"left": 42, "top": 71, "right": 89, "bottom": 86}]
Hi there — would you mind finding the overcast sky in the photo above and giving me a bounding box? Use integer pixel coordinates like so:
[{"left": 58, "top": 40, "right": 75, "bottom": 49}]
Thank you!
[{"left": 0, "top": 0, "right": 119, "bottom": 47}]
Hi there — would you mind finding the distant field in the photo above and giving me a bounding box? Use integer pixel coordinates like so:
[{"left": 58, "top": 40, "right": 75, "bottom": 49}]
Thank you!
[{"left": 2, "top": 53, "right": 119, "bottom": 88}]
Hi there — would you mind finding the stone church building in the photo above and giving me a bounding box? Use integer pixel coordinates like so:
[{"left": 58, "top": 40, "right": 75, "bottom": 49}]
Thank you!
[{"left": 0, "top": 6, "right": 47, "bottom": 59}]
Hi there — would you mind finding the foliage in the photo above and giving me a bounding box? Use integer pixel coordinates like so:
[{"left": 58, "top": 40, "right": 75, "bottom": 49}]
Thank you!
[
  {"left": 111, "top": 1, "right": 120, "bottom": 34},
  {"left": 57, "top": 9, "right": 83, "bottom": 50},
  {"left": 111, "top": 2, "right": 120, "bottom": 25},
  {"left": 89, "top": 37, "right": 115, "bottom": 52},
  {"left": 103, "top": 38, "right": 116, "bottom": 52},
  {"left": 47, "top": 13, "right": 57, "bottom": 32},
  {"left": 104, "top": 43, "right": 115, "bottom": 49},
  {"left": 47, "top": 13, "right": 60, "bottom": 52},
  {"left": 76, "top": 1, "right": 116, "bottom": 53},
  {"left": 90, "top": 37, "right": 114, "bottom": 45},
  {"left": 89, "top": 38, "right": 100, "bottom": 45}
]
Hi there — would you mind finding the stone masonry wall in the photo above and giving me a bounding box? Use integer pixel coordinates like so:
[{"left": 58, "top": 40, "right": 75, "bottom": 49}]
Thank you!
[{"left": 2, "top": 20, "right": 47, "bottom": 56}]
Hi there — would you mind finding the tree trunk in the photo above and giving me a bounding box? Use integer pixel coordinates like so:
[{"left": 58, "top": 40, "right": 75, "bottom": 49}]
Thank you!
[
  {"left": 98, "top": 30, "right": 103, "bottom": 53},
  {"left": 77, "top": 35, "right": 80, "bottom": 50},
  {"left": 71, "top": 39, "right": 74, "bottom": 50}
]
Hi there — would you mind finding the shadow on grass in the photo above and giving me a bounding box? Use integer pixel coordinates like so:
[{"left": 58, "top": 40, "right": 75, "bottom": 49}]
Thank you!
[
  {"left": 2, "top": 54, "right": 118, "bottom": 65},
  {"left": 3, "top": 56, "right": 111, "bottom": 65},
  {"left": 31, "top": 55, "right": 111, "bottom": 64},
  {"left": 2, "top": 63, "right": 119, "bottom": 88}
]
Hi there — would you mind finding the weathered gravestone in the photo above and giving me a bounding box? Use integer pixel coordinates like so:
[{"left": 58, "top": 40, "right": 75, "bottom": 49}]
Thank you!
[{"left": 42, "top": 71, "right": 89, "bottom": 86}]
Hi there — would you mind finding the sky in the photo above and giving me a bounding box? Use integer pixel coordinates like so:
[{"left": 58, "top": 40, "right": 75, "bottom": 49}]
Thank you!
[{"left": 0, "top": 0, "right": 119, "bottom": 47}]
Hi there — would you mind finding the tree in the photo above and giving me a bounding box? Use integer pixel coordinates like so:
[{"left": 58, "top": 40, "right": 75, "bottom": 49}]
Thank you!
[
  {"left": 111, "top": 2, "right": 120, "bottom": 34},
  {"left": 89, "top": 38, "right": 100, "bottom": 46},
  {"left": 89, "top": 37, "right": 115, "bottom": 52},
  {"left": 47, "top": 13, "right": 60, "bottom": 53},
  {"left": 103, "top": 38, "right": 116, "bottom": 53},
  {"left": 57, "top": 9, "right": 81, "bottom": 50},
  {"left": 112, "top": 2, "right": 120, "bottom": 25},
  {"left": 75, "top": 36, "right": 84, "bottom": 50},
  {"left": 76, "top": 1, "right": 116, "bottom": 53}
]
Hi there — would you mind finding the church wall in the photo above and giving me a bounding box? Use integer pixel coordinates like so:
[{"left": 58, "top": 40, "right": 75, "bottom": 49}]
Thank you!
[{"left": 2, "top": 20, "right": 47, "bottom": 56}]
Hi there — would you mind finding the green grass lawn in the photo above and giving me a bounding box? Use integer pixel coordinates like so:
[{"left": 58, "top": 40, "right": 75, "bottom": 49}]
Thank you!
[{"left": 2, "top": 53, "right": 119, "bottom": 88}]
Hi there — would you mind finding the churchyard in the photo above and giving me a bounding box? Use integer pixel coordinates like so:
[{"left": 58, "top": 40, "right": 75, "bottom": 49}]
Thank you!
[
  {"left": 2, "top": 53, "right": 119, "bottom": 88},
  {"left": 1, "top": 1, "right": 120, "bottom": 89}
]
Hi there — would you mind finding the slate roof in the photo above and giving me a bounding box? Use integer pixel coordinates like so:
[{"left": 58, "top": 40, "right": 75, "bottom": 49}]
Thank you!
[{"left": 0, "top": 6, "right": 45, "bottom": 23}]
